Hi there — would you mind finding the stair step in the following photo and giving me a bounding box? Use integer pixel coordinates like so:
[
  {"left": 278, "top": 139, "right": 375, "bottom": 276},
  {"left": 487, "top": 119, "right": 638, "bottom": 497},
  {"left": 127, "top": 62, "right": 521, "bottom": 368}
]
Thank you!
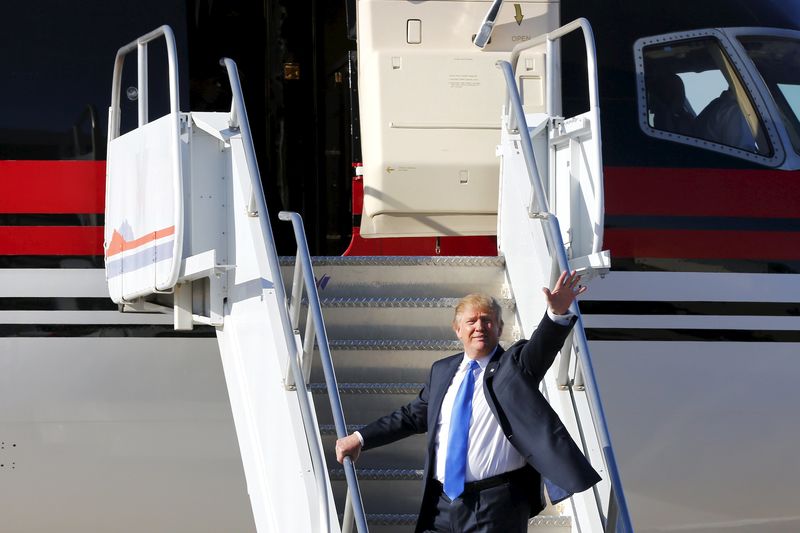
[
  {"left": 350, "top": 514, "right": 572, "bottom": 528},
  {"left": 361, "top": 514, "right": 417, "bottom": 526},
  {"left": 282, "top": 256, "right": 505, "bottom": 267},
  {"left": 280, "top": 256, "right": 507, "bottom": 298},
  {"left": 313, "top": 383, "right": 424, "bottom": 425},
  {"left": 311, "top": 297, "right": 517, "bottom": 341},
  {"left": 319, "top": 424, "right": 364, "bottom": 436},
  {"left": 298, "top": 255, "right": 525, "bottom": 526},
  {"left": 338, "top": 514, "right": 417, "bottom": 528},
  {"left": 312, "top": 340, "right": 463, "bottom": 382},
  {"left": 529, "top": 516, "right": 572, "bottom": 527},
  {"left": 318, "top": 424, "right": 425, "bottom": 469},
  {"left": 318, "top": 297, "right": 513, "bottom": 309},
  {"left": 320, "top": 431, "right": 425, "bottom": 470},
  {"left": 327, "top": 339, "right": 463, "bottom": 351},
  {"left": 310, "top": 383, "right": 424, "bottom": 395},
  {"left": 341, "top": 512, "right": 571, "bottom": 530},
  {"left": 330, "top": 468, "right": 424, "bottom": 481},
  {"left": 340, "top": 512, "right": 572, "bottom": 529}
]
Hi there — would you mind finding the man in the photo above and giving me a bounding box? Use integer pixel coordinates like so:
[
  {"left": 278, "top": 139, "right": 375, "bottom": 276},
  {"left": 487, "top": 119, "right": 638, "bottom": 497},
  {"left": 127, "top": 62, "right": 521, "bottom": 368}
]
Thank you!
[
  {"left": 695, "top": 87, "right": 758, "bottom": 152},
  {"left": 335, "top": 271, "right": 601, "bottom": 532}
]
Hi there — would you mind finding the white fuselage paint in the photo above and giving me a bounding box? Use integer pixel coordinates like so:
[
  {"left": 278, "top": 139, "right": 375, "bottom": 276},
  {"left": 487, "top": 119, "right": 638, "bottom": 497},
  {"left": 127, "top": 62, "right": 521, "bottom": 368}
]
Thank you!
[
  {"left": 3, "top": 268, "right": 800, "bottom": 532},
  {"left": 0, "top": 269, "right": 255, "bottom": 533},
  {"left": 582, "top": 271, "right": 800, "bottom": 532}
]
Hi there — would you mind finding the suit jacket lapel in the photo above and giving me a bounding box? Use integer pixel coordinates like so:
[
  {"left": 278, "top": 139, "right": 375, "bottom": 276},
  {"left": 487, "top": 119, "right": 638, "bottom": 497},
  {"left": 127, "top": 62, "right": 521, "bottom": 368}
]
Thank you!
[
  {"left": 482, "top": 345, "right": 510, "bottom": 439},
  {"left": 424, "top": 354, "right": 462, "bottom": 467},
  {"left": 429, "top": 354, "right": 462, "bottom": 419},
  {"left": 484, "top": 345, "right": 504, "bottom": 388}
]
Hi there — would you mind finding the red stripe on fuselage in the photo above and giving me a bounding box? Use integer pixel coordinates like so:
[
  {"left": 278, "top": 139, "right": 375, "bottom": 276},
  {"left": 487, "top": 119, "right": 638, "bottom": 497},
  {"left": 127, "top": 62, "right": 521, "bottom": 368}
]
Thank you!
[
  {"left": 0, "top": 226, "right": 104, "bottom": 255},
  {"left": 604, "top": 228, "right": 800, "bottom": 260},
  {"left": 604, "top": 166, "right": 800, "bottom": 218},
  {"left": 0, "top": 160, "right": 105, "bottom": 214}
]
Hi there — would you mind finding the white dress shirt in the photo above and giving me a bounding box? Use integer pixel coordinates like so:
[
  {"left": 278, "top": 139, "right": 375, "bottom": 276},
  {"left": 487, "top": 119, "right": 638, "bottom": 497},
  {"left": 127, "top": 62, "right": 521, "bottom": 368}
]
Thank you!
[{"left": 433, "top": 346, "right": 526, "bottom": 483}]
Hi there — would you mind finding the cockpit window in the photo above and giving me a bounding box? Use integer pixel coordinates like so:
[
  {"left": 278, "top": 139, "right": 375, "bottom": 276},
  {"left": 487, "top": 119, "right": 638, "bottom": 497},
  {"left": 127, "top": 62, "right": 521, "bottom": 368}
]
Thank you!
[
  {"left": 641, "top": 38, "right": 771, "bottom": 156},
  {"left": 738, "top": 36, "right": 800, "bottom": 153}
]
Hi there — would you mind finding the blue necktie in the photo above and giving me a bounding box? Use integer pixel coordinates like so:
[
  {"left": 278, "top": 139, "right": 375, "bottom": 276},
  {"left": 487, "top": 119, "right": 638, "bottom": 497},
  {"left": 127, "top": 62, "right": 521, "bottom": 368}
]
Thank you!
[{"left": 444, "top": 360, "right": 479, "bottom": 501}]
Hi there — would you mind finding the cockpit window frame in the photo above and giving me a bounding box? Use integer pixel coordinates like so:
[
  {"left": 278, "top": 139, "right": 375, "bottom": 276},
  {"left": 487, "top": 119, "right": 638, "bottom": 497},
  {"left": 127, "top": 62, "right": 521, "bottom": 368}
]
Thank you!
[
  {"left": 726, "top": 26, "right": 800, "bottom": 169},
  {"left": 634, "top": 29, "right": 786, "bottom": 167}
]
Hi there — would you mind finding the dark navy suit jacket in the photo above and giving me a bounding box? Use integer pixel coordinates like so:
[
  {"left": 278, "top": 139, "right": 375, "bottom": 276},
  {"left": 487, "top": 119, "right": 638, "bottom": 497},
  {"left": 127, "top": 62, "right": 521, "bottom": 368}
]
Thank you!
[{"left": 359, "top": 313, "right": 601, "bottom": 529}]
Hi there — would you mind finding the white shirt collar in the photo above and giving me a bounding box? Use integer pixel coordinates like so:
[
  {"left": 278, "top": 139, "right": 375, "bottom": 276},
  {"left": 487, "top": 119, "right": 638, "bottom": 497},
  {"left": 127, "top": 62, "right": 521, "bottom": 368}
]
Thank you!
[{"left": 460, "top": 345, "right": 499, "bottom": 370}]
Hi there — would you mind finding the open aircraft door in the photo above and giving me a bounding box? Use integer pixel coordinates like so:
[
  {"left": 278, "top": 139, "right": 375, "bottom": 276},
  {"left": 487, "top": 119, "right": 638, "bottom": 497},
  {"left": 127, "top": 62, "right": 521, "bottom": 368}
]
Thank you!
[{"left": 355, "top": 0, "right": 558, "bottom": 239}]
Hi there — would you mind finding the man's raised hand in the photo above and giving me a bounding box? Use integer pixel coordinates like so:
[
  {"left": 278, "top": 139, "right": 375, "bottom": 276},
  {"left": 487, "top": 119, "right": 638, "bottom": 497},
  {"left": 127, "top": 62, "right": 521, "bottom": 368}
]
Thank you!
[{"left": 542, "top": 270, "right": 586, "bottom": 316}]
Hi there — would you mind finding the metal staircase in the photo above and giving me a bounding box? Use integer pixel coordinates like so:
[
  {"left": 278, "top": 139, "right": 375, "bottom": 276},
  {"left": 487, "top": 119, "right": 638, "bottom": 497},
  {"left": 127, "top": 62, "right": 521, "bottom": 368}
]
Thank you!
[
  {"left": 274, "top": 19, "right": 634, "bottom": 533},
  {"left": 104, "top": 28, "right": 368, "bottom": 533},
  {"left": 281, "top": 256, "right": 572, "bottom": 532},
  {"left": 103, "top": 21, "right": 630, "bottom": 533}
]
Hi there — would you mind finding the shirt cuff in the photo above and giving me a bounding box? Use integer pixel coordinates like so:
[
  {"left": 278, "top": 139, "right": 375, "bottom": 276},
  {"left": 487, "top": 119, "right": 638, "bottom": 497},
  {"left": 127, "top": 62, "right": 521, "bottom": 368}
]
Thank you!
[
  {"left": 547, "top": 308, "right": 574, "bottom": 326},
  {"left": 354, "top": 431, "right": 365, "bottom": 447}
]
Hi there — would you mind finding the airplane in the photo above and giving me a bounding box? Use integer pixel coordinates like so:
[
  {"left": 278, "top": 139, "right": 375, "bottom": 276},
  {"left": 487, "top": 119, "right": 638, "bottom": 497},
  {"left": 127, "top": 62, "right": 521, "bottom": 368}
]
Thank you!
[{"left": 1, "top": 0, "right": 798, "bottom": 531}]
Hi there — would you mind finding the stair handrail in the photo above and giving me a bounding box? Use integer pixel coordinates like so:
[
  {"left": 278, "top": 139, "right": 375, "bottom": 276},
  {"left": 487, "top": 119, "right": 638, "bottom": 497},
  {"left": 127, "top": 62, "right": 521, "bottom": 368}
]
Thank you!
[
  {"left": 507, "top": 17, "right": 605, "bottom": 254},
  {"left": 109, "top": 25, "right": 184, "bottom": 294},
  {"left": 220, "top": 58, "right": 337, "bottom": 533},
  {"left": 72, "top": 104, "right": 98, "bottom": 159},
  {"left": 497, "top": 58, "right": 634, "bottom": 533},
  {"left": 279, "top": 211, "right": 370, "bottom": 533}
]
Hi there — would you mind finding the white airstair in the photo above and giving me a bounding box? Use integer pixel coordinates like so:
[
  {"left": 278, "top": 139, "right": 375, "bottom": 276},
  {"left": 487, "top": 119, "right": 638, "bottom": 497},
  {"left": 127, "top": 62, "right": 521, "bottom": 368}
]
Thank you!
[
  {"left": 283, "top": 255, "right": 573, "bottom": 532},
  {"left": 104, "top": 22, "right": 631, "bottom": 533},
  {"left": 105, "top": 27, "right": 360, "bottom": 533}
]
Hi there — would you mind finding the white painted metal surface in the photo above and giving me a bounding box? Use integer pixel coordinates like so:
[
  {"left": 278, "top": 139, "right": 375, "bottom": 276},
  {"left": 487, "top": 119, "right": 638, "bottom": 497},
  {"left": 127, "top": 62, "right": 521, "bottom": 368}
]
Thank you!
[
  {"left": 497, "top": 128, "right": 606, "bottom": 532},
  {"left": 105, "top": 114, "right": 184, "bottom": 302},
  {"left": 578, "top": 269, "right": 800, "bottom": 531},
  {"left": 356, "top": 0, "right": 558, "bottom": 238},
  {"left": 105, "top": 104, "right": 338, "bottom": 531},
  {"left": 496, "top": 21, "right": 630, "bottom": 530},
  {"left": 510, "top": 18, "right": 605, "bottom": 259},
  {"left": 104, "top": 31, "right": 340, "bottom": 530},
  {"left": 106, "top": 26, "right": 185, "bottom": 300},
  {"left": 0, "top": 268, "right": 255, "bottom": 533},
  {"left": 9, "top": 10, "right": 800, "bottom": 533},
  {"left": 213, "top": 121, "right": 337, "bottom": 532},
  {"left": 589, "top": 339, "right": 800, "bottom": 533}
]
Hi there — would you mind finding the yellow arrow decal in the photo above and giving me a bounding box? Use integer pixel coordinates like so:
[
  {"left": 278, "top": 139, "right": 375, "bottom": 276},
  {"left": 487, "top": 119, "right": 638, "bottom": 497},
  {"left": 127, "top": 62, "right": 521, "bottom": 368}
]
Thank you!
[{"left": 514, "top": 4, "right": 523, "bottom": 25}]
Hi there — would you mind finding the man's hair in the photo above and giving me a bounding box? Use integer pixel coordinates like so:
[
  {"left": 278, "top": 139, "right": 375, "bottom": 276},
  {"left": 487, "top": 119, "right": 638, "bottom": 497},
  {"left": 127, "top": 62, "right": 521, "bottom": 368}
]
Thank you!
[{"left": 453, "top": 293, "right": 503, "bottom": 327}]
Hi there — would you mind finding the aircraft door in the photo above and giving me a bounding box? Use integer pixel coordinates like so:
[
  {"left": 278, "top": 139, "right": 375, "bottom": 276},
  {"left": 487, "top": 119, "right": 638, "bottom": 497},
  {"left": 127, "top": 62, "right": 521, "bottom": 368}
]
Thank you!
[
  {"left": 513, "top": 21, "right": 606, "bottom": 266},
  {"left": 356, "top": 0, "right": 559, "bottom": 239}
]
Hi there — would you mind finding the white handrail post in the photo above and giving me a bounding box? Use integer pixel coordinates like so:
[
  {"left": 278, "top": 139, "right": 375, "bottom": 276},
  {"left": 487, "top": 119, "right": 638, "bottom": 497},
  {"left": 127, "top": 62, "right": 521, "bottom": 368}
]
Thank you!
[
  {"left": 220, "top": 58, "right": 332, "bottom": 533},
  {"left": 109, "top": 26, "right": 184, "bottom": 295},
  {"left": 546, "top": 37, "right": 555, "bottom": 117},
  {"left": 279, "top": 211, "right": 370, "bottom": 533},
  {"left": 289, "top": 250, "right": 304, "bottom": 327},
  {"left": 498, "top": 26, "right": 634, "bottom": 529},
  {"left": 509, "top": 18, "right": 605, "bottom": 253},
  {"left": 556, "top": 332, "right": 573, "bottom": 389},
  {"left": 302, "top": 306, "right": 316, "bottom": 384},
  {"left": 497, "top": 61, "right": 550, "bottom": 216},
  {"left": 137, "top": 42, "right": 148, "bottom": 127},
  {"left": 110, "top": 25, "right": 180, "bottom": 139},
  {"left": 342, "top": 489, "right": 355, "bottom": 533}
]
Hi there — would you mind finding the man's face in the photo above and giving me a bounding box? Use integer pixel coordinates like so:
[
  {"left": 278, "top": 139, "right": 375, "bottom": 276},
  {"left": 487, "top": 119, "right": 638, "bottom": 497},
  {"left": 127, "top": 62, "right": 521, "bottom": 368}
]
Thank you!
[{"left": 453, "top": 304, "right": 502, "bottom": 359}]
